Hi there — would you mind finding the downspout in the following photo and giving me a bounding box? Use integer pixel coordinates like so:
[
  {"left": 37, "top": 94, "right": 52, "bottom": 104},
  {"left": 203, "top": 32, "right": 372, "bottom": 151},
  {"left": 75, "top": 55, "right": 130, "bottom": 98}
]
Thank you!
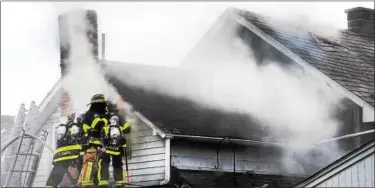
[{"left": 160, "top": 138, "right": 171, "bottom": 185}]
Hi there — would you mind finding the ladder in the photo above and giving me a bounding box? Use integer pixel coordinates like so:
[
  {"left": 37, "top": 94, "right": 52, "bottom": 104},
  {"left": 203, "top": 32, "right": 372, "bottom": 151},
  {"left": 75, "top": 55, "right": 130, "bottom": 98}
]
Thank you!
[
  {"left": 1, "top": 102, "right": 49, "bottom": 187},
  {"left": 1, "top": 104, "right": 27, "bottom": 186}
]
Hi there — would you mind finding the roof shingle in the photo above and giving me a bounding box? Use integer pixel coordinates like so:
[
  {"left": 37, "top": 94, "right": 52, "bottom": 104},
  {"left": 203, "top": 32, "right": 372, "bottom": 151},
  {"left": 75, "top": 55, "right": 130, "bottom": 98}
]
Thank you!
[{"left": 238, "top": 10, "right": 375, "bottom": 107}]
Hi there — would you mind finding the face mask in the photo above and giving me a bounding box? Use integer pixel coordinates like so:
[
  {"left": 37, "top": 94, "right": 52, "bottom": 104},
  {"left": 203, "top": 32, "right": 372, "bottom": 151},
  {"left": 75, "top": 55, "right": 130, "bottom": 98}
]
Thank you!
[{"left": 91, "top": 103, "right": 106, "bottom": 114}]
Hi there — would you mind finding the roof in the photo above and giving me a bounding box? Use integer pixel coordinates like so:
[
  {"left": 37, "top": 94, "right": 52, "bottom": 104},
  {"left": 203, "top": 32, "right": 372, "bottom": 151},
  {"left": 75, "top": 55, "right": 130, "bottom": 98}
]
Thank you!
[
  {"left": 105, "top": 62, "right": 268, "bottom": 141},
  {"left": 105, "top": 7, "right": 374, "bottom": 142},
  {"left": 237, "top": 9, "right": 375, "bottom": 107},
  {"left": 295, "top": 139, "right": 375, "bottom": 187}
]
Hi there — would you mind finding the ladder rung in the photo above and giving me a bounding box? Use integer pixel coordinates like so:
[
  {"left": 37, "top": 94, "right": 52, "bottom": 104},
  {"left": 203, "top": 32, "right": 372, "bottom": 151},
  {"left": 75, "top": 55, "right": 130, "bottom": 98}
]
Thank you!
[
  {"left": 15, "top": 153, "right": 40, "bottom": 156},
  {"left": 4, "top": 156, "right": 16, "bottom": 159},
  {"left": 11, "top": 170, "right": 36, "bottom": 173}
]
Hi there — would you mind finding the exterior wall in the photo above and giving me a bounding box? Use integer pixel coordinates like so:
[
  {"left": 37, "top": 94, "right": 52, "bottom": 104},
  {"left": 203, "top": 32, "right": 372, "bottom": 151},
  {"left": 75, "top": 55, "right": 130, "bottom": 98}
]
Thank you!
[
  {"left": 296, "top": 141, "right": 374, "bottom": 187},
  {"left": 316, "top": 153, "right": 374, "bottom": 187},
  {"left": 124, "top": 121, "right": 166, "bottom": 186},
  {"left": 170, "top": 140, "right": 309, "bottom": 176},
  {"left": 32, "top": 107, "right": 60, "bottom": 187}
]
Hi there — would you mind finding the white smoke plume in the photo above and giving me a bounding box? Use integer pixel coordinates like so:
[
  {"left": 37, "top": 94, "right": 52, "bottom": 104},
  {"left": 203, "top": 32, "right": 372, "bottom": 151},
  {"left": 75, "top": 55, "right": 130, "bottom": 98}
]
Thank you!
[
  {"left": 57, "top": 9, "right": 135, "bottom": 123},
  {"left": 106, "top": 8, "right": 347, "bottom": 174},
  {"left": 236, "top": 3, "right": 342, "bottom": 40}
]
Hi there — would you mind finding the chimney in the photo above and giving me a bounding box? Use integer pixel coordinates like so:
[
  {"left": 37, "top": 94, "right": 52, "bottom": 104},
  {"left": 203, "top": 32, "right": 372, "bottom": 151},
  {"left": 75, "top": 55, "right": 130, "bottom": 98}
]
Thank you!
[
  {"left": 58, "top": 10, "right": 99, "bottom": 116},
  {"left": 101, "top": 33, "right": 106, "bottom": 61},
  {"left": 58, "top": 9, "right": 99, "bottom": 76},
  {"left": 345, "top": 7, "right": 374, "bottom": 35}
]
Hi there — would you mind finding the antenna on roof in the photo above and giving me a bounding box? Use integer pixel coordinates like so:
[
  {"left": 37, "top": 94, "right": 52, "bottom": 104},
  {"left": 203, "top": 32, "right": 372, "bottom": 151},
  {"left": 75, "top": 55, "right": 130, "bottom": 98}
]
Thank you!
[{"left": 101, "top": 33, "right": 106, "bottom": 62}]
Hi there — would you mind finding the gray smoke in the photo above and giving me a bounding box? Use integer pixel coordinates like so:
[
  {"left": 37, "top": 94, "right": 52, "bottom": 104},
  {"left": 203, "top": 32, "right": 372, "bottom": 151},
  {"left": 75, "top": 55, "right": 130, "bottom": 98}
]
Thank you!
[
  {"left": 106, "top": 7, "right": 347, "bottom": 175},
  {"left": 56, "top": 8, "right": 136, "bottom": 124}
]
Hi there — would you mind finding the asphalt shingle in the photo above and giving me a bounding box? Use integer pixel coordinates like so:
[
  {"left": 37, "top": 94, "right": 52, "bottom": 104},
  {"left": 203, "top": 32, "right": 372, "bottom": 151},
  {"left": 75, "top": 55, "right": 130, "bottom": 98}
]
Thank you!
[{"left": 238, "top": 9, "right": 374, "bottom": 107}]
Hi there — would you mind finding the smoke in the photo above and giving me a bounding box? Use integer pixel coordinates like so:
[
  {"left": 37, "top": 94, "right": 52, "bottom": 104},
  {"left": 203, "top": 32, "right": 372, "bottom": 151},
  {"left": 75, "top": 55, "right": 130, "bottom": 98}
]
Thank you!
[
  {"left": 58, "top": 9, "right": 135, "bottom": 123},
  {"left": 106, "top": 8, "right": 347, "bottom": 174},
  {"left": 237, "top": 3, "right": 342, "bottom": 40}
]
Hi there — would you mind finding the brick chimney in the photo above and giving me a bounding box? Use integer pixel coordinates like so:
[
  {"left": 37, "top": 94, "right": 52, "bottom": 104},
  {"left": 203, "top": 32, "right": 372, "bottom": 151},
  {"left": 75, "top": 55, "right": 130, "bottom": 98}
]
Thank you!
[
  {"left": 58, "top": 10, "right": 98, "bottom": 76},
  {"left": 345, "top": 7, "right": 374, "bottom": 35},
  {"left": 58, "top": 10, "right": 99, "bottom": 116}
]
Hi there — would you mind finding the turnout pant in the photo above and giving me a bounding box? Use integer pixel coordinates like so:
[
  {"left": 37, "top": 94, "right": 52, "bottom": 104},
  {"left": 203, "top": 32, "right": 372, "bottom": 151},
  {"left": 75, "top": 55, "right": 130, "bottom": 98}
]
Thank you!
[
  {"left": 46, "top": 159, "right": 79, "bottom": 187},
  {"left": 97, "top": 152, "right": 126, "bottom": 187}
]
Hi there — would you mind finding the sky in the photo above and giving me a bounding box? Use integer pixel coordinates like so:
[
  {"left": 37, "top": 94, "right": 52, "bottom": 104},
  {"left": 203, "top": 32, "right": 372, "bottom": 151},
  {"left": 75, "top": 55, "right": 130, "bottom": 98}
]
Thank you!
[{"left": 1, "top": 1, "right": 374, "bottom": 116}]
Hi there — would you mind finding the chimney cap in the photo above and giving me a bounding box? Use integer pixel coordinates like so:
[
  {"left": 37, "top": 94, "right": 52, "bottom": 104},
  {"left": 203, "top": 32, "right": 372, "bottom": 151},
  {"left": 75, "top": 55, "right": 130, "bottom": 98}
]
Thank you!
[{"left": 345, "top": 7, "right": 374, "bottom": 14}]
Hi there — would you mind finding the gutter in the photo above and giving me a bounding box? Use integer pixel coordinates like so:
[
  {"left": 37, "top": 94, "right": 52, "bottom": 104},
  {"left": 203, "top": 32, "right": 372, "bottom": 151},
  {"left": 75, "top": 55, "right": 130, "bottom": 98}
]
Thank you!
[{"left": 167, "top": 134, "right": 288, "bottom": 148}]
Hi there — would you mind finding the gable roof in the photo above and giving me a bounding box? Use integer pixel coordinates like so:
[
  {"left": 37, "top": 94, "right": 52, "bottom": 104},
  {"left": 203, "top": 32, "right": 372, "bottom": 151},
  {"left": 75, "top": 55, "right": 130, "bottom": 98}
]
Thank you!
[
  {"left": 237, "top": 9, "right": 374, "bottom": 108},
  {"left": 104, "top": 7, "right": 375, "bottom": 144},
  {"left": 42, "top": 7, "right": 374, "bottom": 146},
  {"left": 295, "top": 139, "right": 375, "bottom": 187}
]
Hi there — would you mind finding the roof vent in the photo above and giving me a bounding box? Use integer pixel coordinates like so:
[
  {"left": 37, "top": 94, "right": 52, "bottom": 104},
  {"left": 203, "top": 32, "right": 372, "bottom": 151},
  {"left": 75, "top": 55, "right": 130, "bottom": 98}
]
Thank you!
[
  {"left": 310, "top": 33, "right": 354, "bottom": 54},
  {"left": 344, "top": 7, "right": 374, "bottom": 35}
]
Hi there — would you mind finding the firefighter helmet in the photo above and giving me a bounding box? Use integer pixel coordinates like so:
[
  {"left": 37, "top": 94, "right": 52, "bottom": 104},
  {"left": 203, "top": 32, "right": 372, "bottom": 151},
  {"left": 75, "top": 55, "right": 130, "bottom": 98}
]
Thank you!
[{"left": 90, "top": 94, "right": 106, "bottom": 104}]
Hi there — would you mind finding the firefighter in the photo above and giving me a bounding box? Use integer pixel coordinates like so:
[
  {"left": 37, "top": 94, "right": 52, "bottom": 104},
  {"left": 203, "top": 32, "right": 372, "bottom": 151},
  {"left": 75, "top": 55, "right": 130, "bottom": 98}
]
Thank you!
[
  {"left": 78, "top": 94, "right": 109, "bottom": 187},
  {"left": 95, "top": 100, "right": 131, "bottom": 188},
  {"left": 45, "top": 115, "right": 83, "bottom": 188},
  {"left": 98, "top": 115, "right": 128, "bottom": 188},
  {"left": 106, "top": 100, "right": 131, "bottom": 134},
  {"left": 81, "top": 94, "right": 109, "bottom": 143},
  {"left": 75, "top": 112, "right": 85, "bottom": 176}
]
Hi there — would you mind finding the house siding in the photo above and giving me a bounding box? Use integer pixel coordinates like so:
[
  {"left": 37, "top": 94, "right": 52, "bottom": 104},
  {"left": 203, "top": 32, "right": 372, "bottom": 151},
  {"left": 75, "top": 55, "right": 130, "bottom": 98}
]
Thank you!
[
  {"left": 296, "top": 141, "right": 374, "bottom": 188},
  {"left": 124, "top": 121, "right": 166, "bottom": 186},
  {"left": 315, "top": 153, "right": 374, "bottom": 188},
  {"left": 170, "top": 140, "right": 311, "bottom": 176}
]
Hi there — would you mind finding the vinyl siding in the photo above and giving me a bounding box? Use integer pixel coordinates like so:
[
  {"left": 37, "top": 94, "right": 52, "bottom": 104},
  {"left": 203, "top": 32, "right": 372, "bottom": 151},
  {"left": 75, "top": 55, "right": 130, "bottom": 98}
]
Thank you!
[
  {"left": 297, "top": 141, "right": 374, "bottom": 188},
  {"left": 316, "top": 153, "right": 374, "bottom": 188},
  {"left": 109, "top": 121, "right": 166, "bottom": 186}
]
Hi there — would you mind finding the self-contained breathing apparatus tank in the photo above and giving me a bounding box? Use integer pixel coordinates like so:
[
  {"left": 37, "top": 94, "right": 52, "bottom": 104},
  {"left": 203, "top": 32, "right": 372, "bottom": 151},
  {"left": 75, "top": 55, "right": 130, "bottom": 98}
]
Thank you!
[{"left": 109, "top": 115, "right": 121, "bottom": 146}]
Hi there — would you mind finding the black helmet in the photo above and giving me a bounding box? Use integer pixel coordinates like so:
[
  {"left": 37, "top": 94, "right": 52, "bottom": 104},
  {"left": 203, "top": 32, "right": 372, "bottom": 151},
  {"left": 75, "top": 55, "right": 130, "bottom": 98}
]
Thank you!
[
  {"left": 90, "top": 94, "right": 106, "bottom": 104},
  {"left": 89, "top": 94, "right": 107, "bottom": 114}
]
